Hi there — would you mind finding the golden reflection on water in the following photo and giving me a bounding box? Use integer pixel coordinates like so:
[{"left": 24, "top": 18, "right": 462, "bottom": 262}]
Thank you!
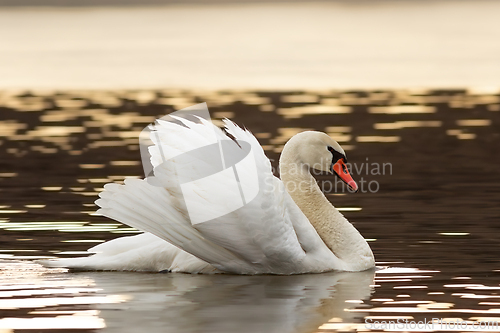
[
  {"left": 0, "top": 89, "right": 494, "bottom": 161},
  {"left": 0, "top": 315, "right": 105, "bottom": 330},
  {"left": 23, "top": 205, "right": 45, "bottom": 209},
  {"left": 278, "top": 105, "right": 351, "bottom": 119},
  {"left": 0, "top": 221, "right": 138, "bottom": 237},
  {"left": 374, "top": 120, "right": 442, "bottom": 130},
  {"left": 0, "top": 262, "right": 131, "bottom": 331},
  {"left": 281, "top": 94, "right": 319, "bottom": 104},
  {"left": 0, "top": 173, "right": 17, "bottom": 178},
  {"left": 369, "top": 105, "right": 436, "bottom": 114},
  {"left": 1, "top": 88, "right": 500, "bottom": 332},
  {"left": 446, "top": 129, "right": 476, "bottom": 140},
  {"left": 456, "top": 119, "right": 492, "bottom": 127},
  {"left": 356, "top": 136, "right": 401, "bottom": 143},
  {"left": 321, "top": 265, "right": 500, "bottom": 332}
]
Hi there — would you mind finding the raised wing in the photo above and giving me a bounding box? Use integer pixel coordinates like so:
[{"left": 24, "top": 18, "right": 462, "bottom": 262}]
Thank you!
[{"left": 96, "top": 114, "right": 338, "bottom": 274}]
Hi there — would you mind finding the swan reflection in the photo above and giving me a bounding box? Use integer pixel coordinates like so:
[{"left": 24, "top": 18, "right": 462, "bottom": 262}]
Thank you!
[{"left": 84, "top": 270, "right": 375, "bottom": 333}]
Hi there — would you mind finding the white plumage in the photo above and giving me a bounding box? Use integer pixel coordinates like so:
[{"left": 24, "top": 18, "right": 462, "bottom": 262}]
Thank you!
[{"left": 40, "top": 116, "right": 375, "bottom": 274}]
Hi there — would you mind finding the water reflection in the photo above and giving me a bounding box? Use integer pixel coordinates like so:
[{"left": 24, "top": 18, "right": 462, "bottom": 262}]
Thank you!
[
  {"left": 1, "top": 88, "right": 500, "bottom": 332},
  {"left": 95, "top": 270, "right": 374, "bottom": 333},
  {"left": 0, "top": 261, "right": 118, "bottom": 331},
  {"left": 0, "top": 261, "right": 374, "bottom": 333}
]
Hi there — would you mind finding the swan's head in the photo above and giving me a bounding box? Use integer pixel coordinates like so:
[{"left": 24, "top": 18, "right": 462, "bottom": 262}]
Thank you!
[{"left": 286, "top": 131, "right": 358, "bottom": 192}]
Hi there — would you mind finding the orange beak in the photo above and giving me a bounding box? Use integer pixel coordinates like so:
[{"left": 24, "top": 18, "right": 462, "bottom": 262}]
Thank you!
[{"left": 332, "top": 159, "right": 358, "bottom": 192}]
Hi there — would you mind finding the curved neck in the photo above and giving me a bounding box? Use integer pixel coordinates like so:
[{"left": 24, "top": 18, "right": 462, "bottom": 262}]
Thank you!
[{"left": 279, "top": 139, "right": 374, "bottom": 271}]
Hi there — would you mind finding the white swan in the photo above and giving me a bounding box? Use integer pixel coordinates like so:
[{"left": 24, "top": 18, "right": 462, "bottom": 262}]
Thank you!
[{"left": 40, "top": 116, "right": 375, "bottom": 274}]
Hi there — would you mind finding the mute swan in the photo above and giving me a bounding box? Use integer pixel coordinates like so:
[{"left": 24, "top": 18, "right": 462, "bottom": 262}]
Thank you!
[{"left": 40, "top": 116, "right": 375, "bottom": 274}]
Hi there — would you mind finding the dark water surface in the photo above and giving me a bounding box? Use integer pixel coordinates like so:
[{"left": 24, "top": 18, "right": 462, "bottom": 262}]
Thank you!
[{"left": 1, "top": 89, "right": 500, "bottom": 332}]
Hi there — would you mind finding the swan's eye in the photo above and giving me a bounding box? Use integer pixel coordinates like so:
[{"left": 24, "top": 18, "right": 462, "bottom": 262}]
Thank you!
[
  {"left": 327, "top": 146, "right": 340, "bottom": 160},
  {"left": 328, "top": 146, "right": 348, "bottom": 164}
]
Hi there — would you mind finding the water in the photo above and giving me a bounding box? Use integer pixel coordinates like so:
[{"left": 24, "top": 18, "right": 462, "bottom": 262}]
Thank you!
[{"left": 1, "top": 88, "right": 500, "bottom": 332}]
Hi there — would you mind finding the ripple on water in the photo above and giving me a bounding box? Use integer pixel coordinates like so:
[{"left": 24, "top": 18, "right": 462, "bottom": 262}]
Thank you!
[{"left": 0, "top": 89, "right": 499, "bottom": 332}]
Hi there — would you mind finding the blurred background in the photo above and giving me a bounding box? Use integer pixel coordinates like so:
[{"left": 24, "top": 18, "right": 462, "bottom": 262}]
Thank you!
[
  {"left": 1, "top": 1, "right": 500, "bottom": 333},
  {"left": 1, "top": 0, "right": 500, "bottom": 89}
]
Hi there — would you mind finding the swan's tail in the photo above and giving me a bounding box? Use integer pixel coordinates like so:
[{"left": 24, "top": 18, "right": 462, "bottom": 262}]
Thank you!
[
  {"left": 93, "top": 169, "right": 259, "bottom": 273},
  {"left": 37, "top": 233, "right": 218, "bottom": 273}
]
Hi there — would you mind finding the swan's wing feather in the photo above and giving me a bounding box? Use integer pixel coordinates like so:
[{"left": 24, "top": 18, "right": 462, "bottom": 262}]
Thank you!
[
  {"left": 39, "top": 232, "right": 218, "bottom": 273},
  {"left": 96, "top": 178, "right": 254, "bottom": 273}
]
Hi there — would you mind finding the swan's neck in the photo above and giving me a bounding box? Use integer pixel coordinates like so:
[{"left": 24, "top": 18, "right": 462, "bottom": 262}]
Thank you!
[{"left": 279, "top": 143, "right": 374, "bottom": 271}]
